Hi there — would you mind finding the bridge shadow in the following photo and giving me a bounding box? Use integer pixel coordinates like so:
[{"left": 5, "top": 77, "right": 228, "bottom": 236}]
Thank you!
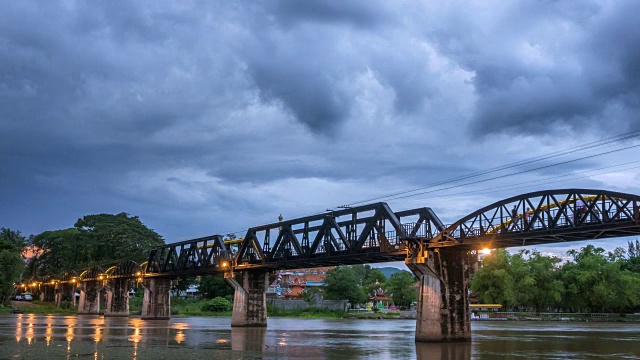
[{"left": 416, "top": 342, "right": 471, "bottom": 360}]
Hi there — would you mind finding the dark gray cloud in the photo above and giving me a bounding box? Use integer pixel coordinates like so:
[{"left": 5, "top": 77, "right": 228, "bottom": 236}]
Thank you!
[
  {"left": 425, "top": 1, "right": 640, "bottom": 135},
  {"left": 0, "top": 0, "right": 638, "bottom": 249}
]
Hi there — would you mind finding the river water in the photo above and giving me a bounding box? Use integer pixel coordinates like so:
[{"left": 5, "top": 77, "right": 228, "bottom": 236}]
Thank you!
[{"left": 1, "top": 315, "right": 639, "bottom": 359}]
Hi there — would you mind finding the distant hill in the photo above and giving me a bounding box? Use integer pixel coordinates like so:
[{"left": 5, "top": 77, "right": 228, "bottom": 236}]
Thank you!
[{"left": 377, "top": 267, "right": 404, "bottom": 279}]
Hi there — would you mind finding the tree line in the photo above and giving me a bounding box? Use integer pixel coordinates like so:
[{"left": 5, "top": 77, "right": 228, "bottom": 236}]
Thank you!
[
  {"left": 0, "top": 213, "right": 164, "bottom": 305},
  {"left": 471, "top": 241, "right": 640, "bottom": 313},
  {"left": 319, "top": 265, "right": 418, "bottom": 309}
]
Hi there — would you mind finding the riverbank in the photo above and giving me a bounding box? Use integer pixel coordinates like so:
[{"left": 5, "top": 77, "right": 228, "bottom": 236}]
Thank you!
[{"left": 5, "top": 300, "right": 640, "bottom": 322}]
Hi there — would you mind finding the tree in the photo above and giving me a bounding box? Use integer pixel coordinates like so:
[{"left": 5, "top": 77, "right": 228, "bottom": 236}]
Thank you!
[
  {"left": 0, "top": 228, "right": 27, "bottom": 305},
  {"left": 75, "top": 213, "right": 164, "bottom": 263},
  {"left": 522, "top": 250, "right": 563, "bottom": 312},
  {"left": 30, "top": 228, "right": 87, "bottom": 275},
  {"left": 324, "top": 266, "right": 368, "bottom": 306},
  {"left": 623, "top": 240, "right": 640, "bottom": 273},
  {"left": 560, "top": 245, "right": 640, "bottom": 313},
  {"left": 199, "top": 274, "right": 234, "bottom": 299},
  {"left": 363, "top": 268, "right": 387, "bottom": 296},
  {"left": 470, "top": 249, "right": 518, "bottom": 307},
  {"left": 350, "top": 264, "right": 372, "bottom": 284},
  {"left": 172, "top": 276, "right": 196, "bottom": 296},
  {"left": 385, "top": 271, "right": 417, "bottom": 309}
]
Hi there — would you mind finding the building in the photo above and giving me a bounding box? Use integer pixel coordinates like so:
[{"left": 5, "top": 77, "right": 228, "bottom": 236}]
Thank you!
[{"left": 266, "top": 266, "right": 334, "bottom": 299}]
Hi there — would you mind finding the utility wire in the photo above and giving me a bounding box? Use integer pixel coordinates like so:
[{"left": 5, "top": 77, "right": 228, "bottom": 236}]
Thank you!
[
  {"left": 382, "top": 143, "right": 640, "bottom": 202},
  {"left": 347, "top": 129, "right": 640, "bottom": 206},
  {"left": 393, "top": 160, "right": 640, "bottom": 206},
  {"left": 217, "top": 131, "right": 640, "bottom": 237}
]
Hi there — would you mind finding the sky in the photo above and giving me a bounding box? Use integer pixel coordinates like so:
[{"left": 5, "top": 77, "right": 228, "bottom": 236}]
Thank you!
[{"left": 1, "top": 1, "right": 640, "bottom": 268}]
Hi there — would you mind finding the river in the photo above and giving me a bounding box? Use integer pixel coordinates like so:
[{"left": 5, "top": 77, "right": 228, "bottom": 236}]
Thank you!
[{"left": 1, "top": 315, "right": 639, "bottom": 359}]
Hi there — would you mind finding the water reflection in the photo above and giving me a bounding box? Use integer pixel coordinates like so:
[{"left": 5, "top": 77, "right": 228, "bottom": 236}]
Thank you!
[
  {"left": 3, "top": 316, "right": 640, "bottom": 359},
  {"left": 415, "top": 342, "right": 471, "bottom": 360},
  {"left": 231, "top": 327, "right": 266, "bottom": 353}
]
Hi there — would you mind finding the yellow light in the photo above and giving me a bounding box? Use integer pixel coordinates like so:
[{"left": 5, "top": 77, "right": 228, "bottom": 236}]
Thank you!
[
  {"left": 31, "top": 283, "right": 37, "bottom": 287},
  {"left": 98, "top": 276, "right": 103, "bottom": 280},
  {"left": 481, "top": 248, "right": 491, "bottom": 255},
  {"left": 136, "top": 271, "right": 141, "bottom": 276},
  {"left": 22, "top": 284, "right": 26, "bottom": 288},
  {"left": 221, "top": 261, "right": 228, "bottom": 268},
  {"left": 137, "top": 277, "right": 142, "bottom": 282},
  {"left": 51, "top": 281, "right": 55, "bottom": 285},
  {"left": 71, "top": 279, "right": 76, "bottom": 283}
]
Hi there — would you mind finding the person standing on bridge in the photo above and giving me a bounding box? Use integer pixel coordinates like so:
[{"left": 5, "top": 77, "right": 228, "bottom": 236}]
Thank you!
[{"left": 511, "top": 205, "right": 519, "bottom": 229}]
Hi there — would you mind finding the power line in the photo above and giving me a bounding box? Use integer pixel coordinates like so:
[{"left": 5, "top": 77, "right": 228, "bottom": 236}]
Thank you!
[
  {"left": 216, "top": 130, "right": 640, "bottom": 238},
  {"left": 347, "top": 129, "right": 640, "bottom": 205},
  {"left": 383, "top": 143, "right": 640, "bottom": 202},
  {"left": 393, "top": 160, "right": 640, "bottom": 206}
]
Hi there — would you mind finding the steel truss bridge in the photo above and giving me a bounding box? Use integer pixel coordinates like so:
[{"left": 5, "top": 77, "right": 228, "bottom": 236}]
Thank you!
[{"left": 23, "top": 189, "right": 640, "bottom": 285}]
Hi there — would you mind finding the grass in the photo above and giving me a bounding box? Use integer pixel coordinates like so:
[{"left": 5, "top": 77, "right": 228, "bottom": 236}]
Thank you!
[
  {"left": 3, "top": 301, "right": 77, "bottom": 315},
  {"left": 343, "top": 311, "right": 402, "bottom": 319},
  {"left": 129, "top": 296, "right": 232, "bottom": 317},
  {"left": 266, "top": 304, "right": 346, "bottom": 318},
  {"left": 171, "top": 298, "right": 232, "bottom": 317}
]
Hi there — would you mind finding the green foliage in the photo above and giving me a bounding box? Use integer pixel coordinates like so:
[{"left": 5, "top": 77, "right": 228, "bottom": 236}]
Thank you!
[
  {"left": 201, "top": 297, "right": 232, "bottom": 312},
  {"left": 74, "top": 213, "right": 164, "bottom": 263},
  {"left": 0, "top": 250, "right": 24, "bottom": 305},
  {"left": 0, "top": 228, "right": 26, "bottom": 305},
  {"left": 198, "top": 274, "right": 234, "bottom": 299},
  {"left": 471, "top": 249, "right": 517, "bottom": 307},
  {"left": 266, "top": 303, "right": 345, "bottom": 318},
  {"left": 385, "top": 271, "right": 417, "bottom": 309},
  {"left": 172, "top": 276, "right": 196, "bottom": 294},
  {"left": 30, "top": 228, "right": 86, "bottom": 274},
  {"left": 363, "top": 268, "right": 387, "bottom": 295},
  {"left": 324, "top": 266, "right": 368, "bottom": 305},
  {"left": 471, "top": 243, "right": 640, "bottom": 313},
  {"left": 29, "top": 213, "right": 163, "bottom": 275},
  {"left": 301, "top": 287, "right": 321, "bottom": 305},
  {"left": 560, "top": 244, "right": 640, "bottom": 313}
]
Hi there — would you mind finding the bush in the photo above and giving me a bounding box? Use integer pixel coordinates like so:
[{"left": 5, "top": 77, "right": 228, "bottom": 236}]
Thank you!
[{"left": 201, "top": 297, "right": 232, "bottom": 312}]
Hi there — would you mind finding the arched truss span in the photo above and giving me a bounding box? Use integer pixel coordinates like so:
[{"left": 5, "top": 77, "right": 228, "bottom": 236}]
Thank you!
[
  {"left": 145, "top": 235, "right": 232, "bottom": 276},
  {"left": 60, "top": 270, "right": 78, "bottom": 283},
  {"left": 78, "top": 266, "right": 105, "bottom": 281},
  {"left": 430, "top": 189, "right": 640, "bottom": 250},
  {"left": 42, "top": 274, "right": 57, "bottom": 285},
  {"left": 106, "top": 260, "right": 142, "bottom": 279}
]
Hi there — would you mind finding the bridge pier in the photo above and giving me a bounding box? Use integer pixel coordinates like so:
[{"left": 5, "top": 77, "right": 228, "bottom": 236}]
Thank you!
[
  {"left": 41, "top": 285, "right": 55, "bottom": 302},
  {"left": 105, "top": 278, "right": 130, "bottom": 317},
  {"left": 225, "top": 271, "right": 269, "bottom": 327},
  {"left": 141, "top": 278, "right": 172, "bottom": 320},
  {"left": 55, "top": 282, "right": 76, "bottom": 307},
  {"left": 406, "top": 249, "right": 477, "bottom": 342},
  {"left": 78, "top": 280, "right": 102, "bottom": 315}
]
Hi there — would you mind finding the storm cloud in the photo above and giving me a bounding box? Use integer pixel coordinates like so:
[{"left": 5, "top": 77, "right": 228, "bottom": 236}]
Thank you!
[{"left": 1, "top": 0, "right": 639, "bottom": 260}]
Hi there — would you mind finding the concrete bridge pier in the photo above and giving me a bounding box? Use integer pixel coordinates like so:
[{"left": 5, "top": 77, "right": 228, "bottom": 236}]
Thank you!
[
  {"left": 406, "top": 249, "right": 478, "bottom": 342},
  {"left": 55, "top": 283, "right": 76, "bottom": 307},
  {"left": 105, "top": 278, "right": 131, "bottom": 317},
  {"left": 40, "top": 285, "right": 55, "bottom": 302},
  {"left": 141, "top": 278, "right": 172, "bottom": 320},
  {"left": 78, "top": 280, "right": 102, "bottom": 315},
  {"left": 225, "top": 271, "right": 269, "bottom": 327}
]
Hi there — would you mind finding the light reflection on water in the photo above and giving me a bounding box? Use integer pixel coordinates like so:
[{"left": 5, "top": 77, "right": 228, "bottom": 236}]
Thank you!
[{"left": 2, "top": 315, "right": 640, "bottom": 359}]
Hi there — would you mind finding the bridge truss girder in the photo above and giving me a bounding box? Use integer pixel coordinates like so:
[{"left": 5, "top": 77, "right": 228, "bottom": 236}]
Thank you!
[
  {"left": 234, "top": 203, "right": 444, "bottom": 271},
  {"left": 426, "top": 189, "right": 640, "bottom": 251},
  {"left": 145, "top": 234, "right": 232, "bottom": 277}
]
